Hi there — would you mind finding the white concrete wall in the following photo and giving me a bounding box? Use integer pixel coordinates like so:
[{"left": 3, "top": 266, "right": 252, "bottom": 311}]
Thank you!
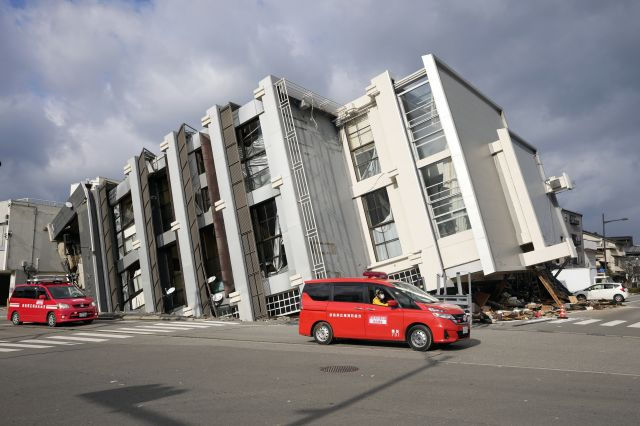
[
  {"left": 341, "top": 71, "right": 446, "bottom": 290},
  {"left": 433, "top": 59, "right": 524, "bottom": 273}
]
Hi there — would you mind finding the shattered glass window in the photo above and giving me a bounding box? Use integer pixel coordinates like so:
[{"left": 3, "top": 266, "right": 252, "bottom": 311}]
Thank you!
[
  {"left": 238, "top": 119, "right": 271, "bottom": 192},
  {"left": 345, "top": 115, "right": 380, "bottom": 181},
  {"left": 250, "top": 198, "right": 287, "bottom": 277},
  {"left": 362, "top": 188, "right": 402, "bottom": 261}
]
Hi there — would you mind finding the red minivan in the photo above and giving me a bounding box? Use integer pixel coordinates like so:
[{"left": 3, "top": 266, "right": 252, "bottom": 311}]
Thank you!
[
  {"left": 7, "top": 281, "right": 98, "bottom": 327},
  {"left": 298, "top": 272, "right": 470, "bottom": 351}
]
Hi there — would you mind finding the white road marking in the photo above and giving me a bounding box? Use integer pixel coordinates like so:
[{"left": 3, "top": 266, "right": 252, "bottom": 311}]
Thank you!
[
  {"left": 73, "top": 332, "right": 132, "bottom": 339},
  {"left": 573, "top": 319, "right": 602, "bottom": 325},
  {"left": 193, "top": 320, "right": 239, "bottom": 325},
  {"left": 548, "top": 318, "right": 581, "bottom": 324},
  {"left": 101, "top": 329, "right": 155, "bottom": 335},
  {"left": 0, "top": 348, "right": 21, "bottom": 352},
  {"left": 152, "top": 323, "right": 214, "bottom": 328},
  {"left": 20, "top": 339, "right": 80, "bottom": 346},
  {"left": 135, "top": 326, "right": 187, "bottom": 332},
  {"left": 46, "top": 336, "right": 107, "bottom": 342},
  {"left": 600, "top": 320, "right": 627, "bottom": 327},
  {"left": 627, "top": 322, "right": 640, "bottom": 328},
  {"left": 0, "top": 343, "right": 53, "bottom": 349}
]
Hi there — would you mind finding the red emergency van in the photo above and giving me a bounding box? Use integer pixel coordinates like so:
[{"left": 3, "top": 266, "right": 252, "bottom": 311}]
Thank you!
[
  {"left": 7, "top": 280, "right": 98, "bottom": 327},
  {"left": 298, "top": 272, "right": 470, "bottom": 351}
]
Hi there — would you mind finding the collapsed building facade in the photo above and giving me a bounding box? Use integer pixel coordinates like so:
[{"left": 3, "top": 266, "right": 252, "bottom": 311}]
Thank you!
[{"left": 48, "top": 54, "right": 577, "bottom": 320}]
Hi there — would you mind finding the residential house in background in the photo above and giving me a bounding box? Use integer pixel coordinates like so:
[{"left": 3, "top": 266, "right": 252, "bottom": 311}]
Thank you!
[{"left": 1, "top": 198, "right": 65, "bottom": 304}]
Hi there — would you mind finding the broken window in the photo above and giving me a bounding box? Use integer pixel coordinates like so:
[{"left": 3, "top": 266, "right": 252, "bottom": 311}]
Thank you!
[
  {"left": 362, "top": 188, "right": 402, "bottom": 261},
  {"left": 398, "top": 77, "right": 447, "bottom": 159},
  {"left": 119, "top": 263, "right": 144, "bottom": 311},
  {"left": 421, "top": 158, "right": 471, "bottom": 238},
  {"left": 113, "top": 195, "right": 137, "bottom": 258},
  {"left": 238, "top": 118, "right": 270, "bottom": 192},
  {"left": 345, "top": 115, "right": 380, "bottom": 181},
  {"left": 250, "top": 198, "right": 287, "bottom": 277}
]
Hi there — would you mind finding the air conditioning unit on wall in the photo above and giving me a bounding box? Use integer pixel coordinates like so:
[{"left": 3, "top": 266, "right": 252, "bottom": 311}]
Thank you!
[{"left": 545, "top": 173, "right": 573, "bottom": 193}]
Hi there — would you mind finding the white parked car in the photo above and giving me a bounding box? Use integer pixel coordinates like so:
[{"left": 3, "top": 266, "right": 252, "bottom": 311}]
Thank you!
[{"left": 574, "top": 282, "right": 629, "bottom": 303}]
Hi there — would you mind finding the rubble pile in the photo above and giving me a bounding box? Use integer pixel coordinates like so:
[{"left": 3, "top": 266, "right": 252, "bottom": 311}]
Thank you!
[{"left": 470, "top": 273, "right": 623, "bottom": 324}]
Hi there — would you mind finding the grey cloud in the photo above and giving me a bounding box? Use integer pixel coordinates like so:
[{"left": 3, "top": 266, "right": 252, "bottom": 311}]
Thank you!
[{"left": 0, "top": 0, "right": 638, "bottom": 240}]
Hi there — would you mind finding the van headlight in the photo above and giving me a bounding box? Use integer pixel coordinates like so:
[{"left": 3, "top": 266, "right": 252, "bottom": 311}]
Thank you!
[
  {"left": 428, "top": 307, "right": 455, "bottom": 321},
  {"left": 58, "top": 303, "right": 70, "bottom": 309},
  {"left": 91, "top": 301, "right": 96, "bottom": 307}
]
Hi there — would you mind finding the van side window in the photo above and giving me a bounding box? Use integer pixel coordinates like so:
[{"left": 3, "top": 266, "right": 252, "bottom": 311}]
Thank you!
[
  {"left": 36, "top": 287, "right": 48, "bottom": 299},
  {"left": 303, "top": 284, "right": 330, "bottom": 301},
  {"left": 332, "top": 284, "right": 365, "bottom": 303},
  {"left": 12, "top": 287, "right": 25, "bottom": 298},
  {"left": 23, "top": 286, "right": 37, "bottom": 299},
  {"left": 367, "top": 285, "right": 393, "bottom": 304},
  {"left": 604, "top": 284, "right": 614, "bottom": 289}
]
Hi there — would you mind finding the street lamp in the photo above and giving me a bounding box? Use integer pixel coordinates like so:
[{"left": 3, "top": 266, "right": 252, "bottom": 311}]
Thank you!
[{"left": 602, "top": 214, "right": 628, "bottom": 275}]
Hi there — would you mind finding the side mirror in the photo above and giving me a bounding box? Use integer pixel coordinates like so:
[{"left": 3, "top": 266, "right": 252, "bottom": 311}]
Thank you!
[
  {"left": 38, "top": 295, "right": 46, "bottom": 300},
  {"left": 387, "top": 300, "right": 398, "bottom": 308}
]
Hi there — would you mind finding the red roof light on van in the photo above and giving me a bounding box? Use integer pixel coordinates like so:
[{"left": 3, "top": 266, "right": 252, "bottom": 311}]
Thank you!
[{"left": 363, "top": 271, "right": 388, "bottom": 279}]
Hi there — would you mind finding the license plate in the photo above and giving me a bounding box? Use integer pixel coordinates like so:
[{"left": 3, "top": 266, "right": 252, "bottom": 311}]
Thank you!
[
  {"left": 462, "top": 326, "right": 469, "bottom": 334},
  {"left": 79, "top": 312, "right": 88, "bottom": 318}
]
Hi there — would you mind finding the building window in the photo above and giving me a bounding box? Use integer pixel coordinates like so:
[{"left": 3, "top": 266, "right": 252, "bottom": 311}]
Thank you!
[
  {"left": 398, "top": 77, "right": 447, "bottom": 159},
  {"left": 388, "top": 267, "right": 425, "bottom": 290},
  {"left": 193, "top": 148, "right": 206, "bottom": 175},
  {"left": 266, "top": 288, "right": 301, "bottom": 317},
  {"left": 238, "top": 119, "right": 270, "bottom": 192},
  {"left": 345, "top": 115, "right": 380, "bottom": 181},
  {"left": 195, "top": 187, "right": 211, "bottom": 216},
  {"left": 362, "top": 188, "right": 402, "bottom": 261},
  {"left": 119, "top": 263, "right": 144, "bottom": 311},
  {"left": 113, "top": 195, "right": 136, "bottom": 258},
  {"left": 250, "top": 198, "right": 287, "bottom": 277},
  {"left": 421, "top": 158, "right": 471, "bottom": 238}
]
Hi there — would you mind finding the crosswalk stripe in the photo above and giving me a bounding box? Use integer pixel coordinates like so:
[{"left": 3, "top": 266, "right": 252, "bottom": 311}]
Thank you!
[
  {"left": 46, "top": 336, "right": 107, "bottom": 342},
  {"left": 152, "top": 323, "right": 211, "bottom": 328},
  {"left": 131, "top": 326, "right": 172, "bottom": 332},
  {"left": 20, "top": 339, "right": 80, "bottom": 346},
  {"left": 0, "top": 348, "right": 21, "bottom": 352},
  {"left": 137, "top": 325, "right": 193, "bottom": 331},
  {"left": 0, "top": 342, "right": 54, "bottom": 349},
  {"left": 600, "top": 320, "right": 627, "bottom": 327},
  {"left": 117, "top": 327, "right": 163, "bottom": 333},
  {"left": 194, "top": 320, "right": 238, "bottom": 325},
  {"left": 74, "top": 332, "right": 132, "bottom": 339},
  {"left": 135, "top": 326, "right": 186, "bottom": 332},
  {"left": 574, "top": 319, "right": 602, "bottom": 325},
  {"left": 102, "top": 329, "right": 155, "bottom": 335},
  {"left": 548, "top": 318, "right": 580, "bottom": 324},
  {"left": 628, "top": 322, "right": 640, "bottom": 328}
]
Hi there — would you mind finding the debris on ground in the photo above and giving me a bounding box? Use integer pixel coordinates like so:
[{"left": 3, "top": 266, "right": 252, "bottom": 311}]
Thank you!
[{"left": 470, "top": 269, "right": 626, "bottom": 323}]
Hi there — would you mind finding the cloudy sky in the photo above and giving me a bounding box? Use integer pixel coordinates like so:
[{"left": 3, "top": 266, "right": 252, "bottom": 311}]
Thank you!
[{"left": 0, "top": 0, "right": 638, "bottom": 240}]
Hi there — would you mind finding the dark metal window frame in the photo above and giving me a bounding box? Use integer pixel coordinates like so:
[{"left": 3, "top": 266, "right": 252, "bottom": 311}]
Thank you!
[
  {"left": 345, "top": 115, "right": 380, "bottom": 181},
  {"left": 238, "top": 118, "right": 270, "bottom": 192},
  {"left": 362, "top": 188, "right": 401, "bottom": 261},
  {"left": 250, "top": 198, "right": 287, "bottom": 277}
]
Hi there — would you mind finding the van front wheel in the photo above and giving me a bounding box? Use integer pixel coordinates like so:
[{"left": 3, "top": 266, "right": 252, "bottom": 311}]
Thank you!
[
  {"left": 313, "top": 322, "right": 333, "bottom": 345},
  {"left": 408, "top": 325, "right": 432, "bottom": 351}
]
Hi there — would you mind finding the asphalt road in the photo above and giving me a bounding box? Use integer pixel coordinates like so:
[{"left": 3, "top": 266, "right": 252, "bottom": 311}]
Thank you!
[{"left": 1, "top": 309, "right": 639, "bottom": 425}]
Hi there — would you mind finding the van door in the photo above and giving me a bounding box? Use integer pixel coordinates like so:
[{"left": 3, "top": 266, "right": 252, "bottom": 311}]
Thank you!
[
  {"left": 364, "top": 285, "right": 404, "bottom": 341},
  {"left": 328, "top": 284, "right": 367, "bottom": 339},
  {"left": 587, "top": 284, "right": 605, "bottom": 300},
  {"left": 34, "top": 286, "right": 49, "bottom": 323},
  {"left": 20, "top": 286, "right": 38, "bottom": 322}
]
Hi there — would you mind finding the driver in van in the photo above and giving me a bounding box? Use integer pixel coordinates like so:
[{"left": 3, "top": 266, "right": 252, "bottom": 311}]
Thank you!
[{"left": 372, "top": 289, "right": 389, "bottom": 306}]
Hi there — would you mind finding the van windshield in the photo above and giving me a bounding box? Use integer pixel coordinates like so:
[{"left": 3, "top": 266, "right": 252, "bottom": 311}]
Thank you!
[
  {"left": 390, "top": 280, "right": 439, "bottom": 303},
  {"left": 48, "top": 286, "right": 86, "bottom": 299}
]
